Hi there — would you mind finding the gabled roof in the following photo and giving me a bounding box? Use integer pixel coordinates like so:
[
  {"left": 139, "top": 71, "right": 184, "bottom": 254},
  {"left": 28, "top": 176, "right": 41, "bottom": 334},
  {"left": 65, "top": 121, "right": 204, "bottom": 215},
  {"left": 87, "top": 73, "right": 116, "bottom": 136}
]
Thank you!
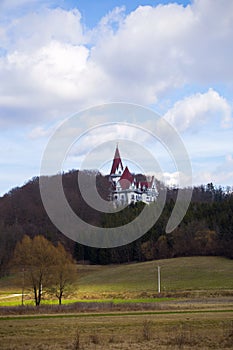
[
  {"left": 110, "top": 146, "right": 124, "bottom": 175},
  {"left": 140, "top": 181, "right": 149, "bottom": 189},
  {"left": 119, "top": 166, "right": 134, "bottom": 190},
  {"left": 135, "top": 176, "right": 155, "bottom": 191}
]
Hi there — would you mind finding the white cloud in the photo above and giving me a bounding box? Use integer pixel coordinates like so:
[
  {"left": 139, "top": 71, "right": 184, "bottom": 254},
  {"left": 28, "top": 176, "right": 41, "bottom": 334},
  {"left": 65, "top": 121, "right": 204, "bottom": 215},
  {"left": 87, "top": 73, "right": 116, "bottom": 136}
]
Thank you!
[
  {"left": 0, "top": 7, "right": 94, "bottom": 124},
  {"left": 0, "top": 40, "right": 107, "bottom": 123},
  {"left": 28, "top": 126, "right": 52, "bottom": 139},
  {"left": 194, "top": 170, "right": 233, "bottom": 188},
  {"left": 164, "top": 89, "right": 232, "bottom": 132},
  {"left": 91, "top": 0, "right": 233, "bottom": 102},
  {"left": 225, "top": 154, "right": 233, "bottom": 164},
  {"left": 91, "top": 4, "right": 192, "bottom": 103},
  {"left": 0, "top": 0, "right": 233, "bottom": 129},
  {"left": 1, "top": 8, "right": 85, "bottom": 52},
  {"left": 97, "top": 6, "right": 126, "bottom": 33},
  {"left": 184, "top": 0, "right": 233, "bottom": 82},
  {"left": 190, "top": 151, "right": 233, "bottom": 187}
]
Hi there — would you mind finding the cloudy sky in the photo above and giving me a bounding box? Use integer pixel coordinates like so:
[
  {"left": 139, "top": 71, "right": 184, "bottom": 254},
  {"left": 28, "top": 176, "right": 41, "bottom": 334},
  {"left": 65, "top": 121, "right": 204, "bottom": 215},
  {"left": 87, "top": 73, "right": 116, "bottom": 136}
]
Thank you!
[{"left": 1, "top": 0, "right": 233, "bottom": 195}]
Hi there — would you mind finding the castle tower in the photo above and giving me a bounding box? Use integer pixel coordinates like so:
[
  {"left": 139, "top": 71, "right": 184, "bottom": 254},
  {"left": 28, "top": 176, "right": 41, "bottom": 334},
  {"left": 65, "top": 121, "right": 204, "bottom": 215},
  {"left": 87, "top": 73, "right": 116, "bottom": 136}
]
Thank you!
[{"left": 109, "top": 145, "right": 124, "bottom": 184}]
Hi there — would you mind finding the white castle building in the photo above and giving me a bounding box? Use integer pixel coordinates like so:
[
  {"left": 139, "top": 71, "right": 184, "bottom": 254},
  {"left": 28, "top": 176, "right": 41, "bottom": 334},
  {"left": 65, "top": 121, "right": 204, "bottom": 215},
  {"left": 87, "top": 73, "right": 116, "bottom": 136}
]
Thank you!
[{"left": 109, "top": 145, "right": 158, "bottom": 206}]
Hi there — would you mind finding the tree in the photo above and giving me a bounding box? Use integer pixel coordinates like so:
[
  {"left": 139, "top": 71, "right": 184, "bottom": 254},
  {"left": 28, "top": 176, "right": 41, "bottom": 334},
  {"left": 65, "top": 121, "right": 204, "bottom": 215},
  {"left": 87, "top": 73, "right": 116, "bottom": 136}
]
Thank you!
[
  {"left": 141, "top": 240, "right": 155, "bottom": 261},
  {"left": 156, "top": 235, "right": 171, "bottom": 259},
  {"left": 0, "top": 223, "right": 23, "bottom": 277},
  {"left": 14, "top": 235, "right": 59, "bottom": 306},
  {"left": 50, "top": 243, "right": 77, "bottom": 305}
]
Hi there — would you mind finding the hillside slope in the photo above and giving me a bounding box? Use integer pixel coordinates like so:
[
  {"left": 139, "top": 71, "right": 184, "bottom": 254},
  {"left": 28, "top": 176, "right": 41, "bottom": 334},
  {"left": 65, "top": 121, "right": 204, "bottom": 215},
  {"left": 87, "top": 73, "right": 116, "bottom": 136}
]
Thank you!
[{"left": 76, "top": 256, "right": 233, "bottom": 297}]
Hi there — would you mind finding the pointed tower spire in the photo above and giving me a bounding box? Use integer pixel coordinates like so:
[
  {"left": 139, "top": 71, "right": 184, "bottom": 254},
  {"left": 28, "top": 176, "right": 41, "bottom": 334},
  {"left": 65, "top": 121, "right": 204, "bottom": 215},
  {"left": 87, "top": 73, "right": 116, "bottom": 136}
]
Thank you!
[{"left": 110, "top": 144, "right": 124, "bottom": 175}]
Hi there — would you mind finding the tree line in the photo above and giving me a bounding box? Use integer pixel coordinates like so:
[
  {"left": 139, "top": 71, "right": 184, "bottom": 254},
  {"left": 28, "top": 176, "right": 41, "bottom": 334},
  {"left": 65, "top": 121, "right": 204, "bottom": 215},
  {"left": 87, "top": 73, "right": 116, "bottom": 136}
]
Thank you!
[
  {"left": 0, "top": 170, "right": 233, "bottom": 276},
  {"left": 74, "top": 182, "right": 233, "bottom": 264}
]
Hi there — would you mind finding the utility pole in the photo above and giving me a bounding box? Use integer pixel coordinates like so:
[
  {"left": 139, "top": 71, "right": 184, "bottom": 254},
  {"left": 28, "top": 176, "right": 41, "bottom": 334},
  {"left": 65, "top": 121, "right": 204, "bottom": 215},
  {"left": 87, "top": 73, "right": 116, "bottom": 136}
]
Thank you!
[
  {"left": 158, "top": 266, "right": 161, "bottom": 294},
  {"left": 21, "top": 268, "right": 25, "bottom": 306}
]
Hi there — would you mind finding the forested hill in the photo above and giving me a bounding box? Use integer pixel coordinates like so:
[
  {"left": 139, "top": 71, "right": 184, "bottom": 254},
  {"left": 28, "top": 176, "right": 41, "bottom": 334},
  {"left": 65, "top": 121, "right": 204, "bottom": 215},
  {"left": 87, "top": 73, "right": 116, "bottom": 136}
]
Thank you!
[
  {"left": 0, "top": 170, "right": 109, "bottom": 275},
  {"left": 0, "top": 170, "right": 233, "bottom": 276}
]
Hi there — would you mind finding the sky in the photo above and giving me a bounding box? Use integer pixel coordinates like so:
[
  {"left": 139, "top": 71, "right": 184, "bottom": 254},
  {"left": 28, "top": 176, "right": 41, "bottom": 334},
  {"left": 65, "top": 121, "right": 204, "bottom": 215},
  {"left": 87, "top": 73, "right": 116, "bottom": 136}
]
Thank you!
[{"left": 1, "top": 0, "right": 233, "bottom": 196}]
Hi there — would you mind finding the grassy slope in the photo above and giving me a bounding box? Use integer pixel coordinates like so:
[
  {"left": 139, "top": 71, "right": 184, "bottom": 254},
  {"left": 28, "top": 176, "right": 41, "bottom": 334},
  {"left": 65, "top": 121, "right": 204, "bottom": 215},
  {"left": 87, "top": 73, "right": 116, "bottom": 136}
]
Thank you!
[
  {"left": 0, "top": 257, "right": 232, "bottom": 304},
  {"left": 76, "top": 256, "right": 233, "bottom": 296}
]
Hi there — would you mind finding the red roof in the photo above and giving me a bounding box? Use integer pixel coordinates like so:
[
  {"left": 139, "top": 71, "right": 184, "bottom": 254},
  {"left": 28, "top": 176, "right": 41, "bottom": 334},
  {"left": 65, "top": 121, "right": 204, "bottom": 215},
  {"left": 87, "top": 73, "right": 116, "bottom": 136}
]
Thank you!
[
  {"left": 110, "top": 146, "right": 124, "bottom": 175},
  {"left": 119, "top": 166, "right": 134, "bottom": 190},
  {"left": 135, "top": 176, "right": 154, "bottom": 191}
]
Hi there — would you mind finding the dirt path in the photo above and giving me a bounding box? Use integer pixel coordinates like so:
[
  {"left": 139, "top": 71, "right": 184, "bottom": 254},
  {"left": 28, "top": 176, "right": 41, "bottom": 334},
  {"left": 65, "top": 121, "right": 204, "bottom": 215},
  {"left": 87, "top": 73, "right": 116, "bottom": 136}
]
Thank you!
[{"left": 0, "top": 293, "right": 22, "bottom": 299}]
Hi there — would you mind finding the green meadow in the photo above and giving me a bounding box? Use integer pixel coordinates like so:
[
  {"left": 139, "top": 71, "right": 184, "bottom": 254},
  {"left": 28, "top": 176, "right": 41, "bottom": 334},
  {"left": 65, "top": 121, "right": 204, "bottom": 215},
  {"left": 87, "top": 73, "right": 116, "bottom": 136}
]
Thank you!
[
  {"left": 0, "top": 256, "right": 232, "bottom": 306},
  {"left": 76, "top": 256, "right": 233, "bottom": 295}
]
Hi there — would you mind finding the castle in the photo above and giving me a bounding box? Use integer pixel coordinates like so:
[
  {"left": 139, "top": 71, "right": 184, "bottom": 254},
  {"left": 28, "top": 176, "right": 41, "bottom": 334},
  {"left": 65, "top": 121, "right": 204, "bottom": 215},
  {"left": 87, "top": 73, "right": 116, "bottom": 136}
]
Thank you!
[{"left": 109, "top": 145, "right": 158, "bottom": 206}]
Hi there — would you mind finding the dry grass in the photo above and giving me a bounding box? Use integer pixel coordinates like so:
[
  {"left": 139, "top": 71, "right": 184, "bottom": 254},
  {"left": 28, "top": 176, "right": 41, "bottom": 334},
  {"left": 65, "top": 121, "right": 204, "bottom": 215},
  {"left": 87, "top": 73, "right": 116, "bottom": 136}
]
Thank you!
[
  {"left": 0, "top": 310, "right": 232, "bottom": 349},
  {"left": 73, "top": 328, "right": 81, "bottom": 350},
  {"left": 141, "top": 319, "right": 153, "bottom": 341}
]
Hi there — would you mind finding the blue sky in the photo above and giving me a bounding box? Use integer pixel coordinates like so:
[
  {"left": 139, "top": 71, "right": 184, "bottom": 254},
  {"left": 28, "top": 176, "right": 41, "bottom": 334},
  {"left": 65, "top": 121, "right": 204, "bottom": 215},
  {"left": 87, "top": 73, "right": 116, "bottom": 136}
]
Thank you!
[
  {"left": 0, "top": 0, "right": 233, "bottom": 195},
  {"left": 69, "top": 0, "right": 192, "bottom": 27}
]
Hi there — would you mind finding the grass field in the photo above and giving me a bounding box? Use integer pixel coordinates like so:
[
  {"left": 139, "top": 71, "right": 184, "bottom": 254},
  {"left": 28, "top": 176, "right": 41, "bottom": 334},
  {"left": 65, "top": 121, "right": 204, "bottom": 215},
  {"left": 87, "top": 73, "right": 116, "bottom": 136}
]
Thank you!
[
  {"left": 76, "top": 256, "right": 233, "bottom": 296},
  {"left": 0, "top": 310, "right": 232, "bottom": 349},
  {"left": 0, "top": 256, "right": 232, "bottom": 349},
  {"left": 0, "top": 256, "right": 232, "bottom": 305}
]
